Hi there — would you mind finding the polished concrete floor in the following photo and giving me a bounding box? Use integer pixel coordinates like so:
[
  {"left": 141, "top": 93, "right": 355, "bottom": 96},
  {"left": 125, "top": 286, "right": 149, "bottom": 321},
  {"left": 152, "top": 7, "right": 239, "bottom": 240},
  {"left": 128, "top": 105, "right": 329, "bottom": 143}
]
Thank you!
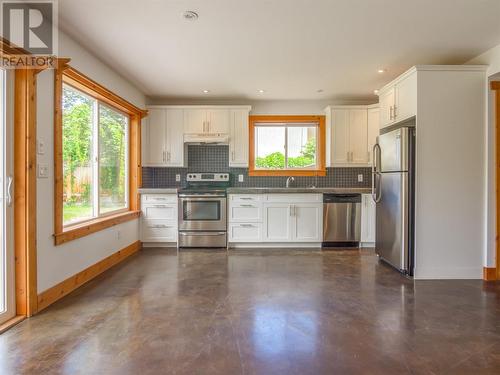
[{"left": 1, "top": 248, "right": 500, "bottom": 374}]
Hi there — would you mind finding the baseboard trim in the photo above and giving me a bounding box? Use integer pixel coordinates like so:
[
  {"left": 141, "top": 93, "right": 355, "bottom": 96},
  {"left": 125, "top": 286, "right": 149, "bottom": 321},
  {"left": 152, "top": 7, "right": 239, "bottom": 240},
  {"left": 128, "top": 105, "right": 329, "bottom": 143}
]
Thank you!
[
  {"left": 37, "top": 241, "right": 142, "bottom": 312},
  {"left": 0, "top": 315, "right": 25, "bottom": 334},
  {"left": 483, "top": 267, "right": 497, "bottom": 281}
]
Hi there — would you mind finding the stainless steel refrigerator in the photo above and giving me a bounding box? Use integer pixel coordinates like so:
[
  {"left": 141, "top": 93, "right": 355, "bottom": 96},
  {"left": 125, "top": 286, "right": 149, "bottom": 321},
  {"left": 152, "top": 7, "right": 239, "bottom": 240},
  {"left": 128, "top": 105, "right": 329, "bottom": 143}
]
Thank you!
[{"left": 372, "top": 125, "right": 415, "bottom": 276}]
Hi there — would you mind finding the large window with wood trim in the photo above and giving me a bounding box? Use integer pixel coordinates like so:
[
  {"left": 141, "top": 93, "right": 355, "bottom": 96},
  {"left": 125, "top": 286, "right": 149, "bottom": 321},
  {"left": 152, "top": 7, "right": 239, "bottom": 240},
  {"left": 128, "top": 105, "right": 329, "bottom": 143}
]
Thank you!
[
  {"left": 62, "top": 84, "right": 129, "bottom": 225},
  {"left": 54, "top": 63, "right": 145, "bottom": 245},
  {"left": 249, "top": 115, "right": 326, "bottom": 176}
]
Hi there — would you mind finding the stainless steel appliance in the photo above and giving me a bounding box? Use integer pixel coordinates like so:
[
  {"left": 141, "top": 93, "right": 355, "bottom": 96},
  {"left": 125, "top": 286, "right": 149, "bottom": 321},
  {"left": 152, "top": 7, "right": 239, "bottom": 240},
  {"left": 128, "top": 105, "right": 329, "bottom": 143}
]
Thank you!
[
  {"left": 322, "top": 193, "right": 362, "bottom": 247},
  {"left": 178, "top": 173, "right": 229, "bottom": 248},
  {"left": 372, "top": 125, "right": 415, "bottom": 275}
]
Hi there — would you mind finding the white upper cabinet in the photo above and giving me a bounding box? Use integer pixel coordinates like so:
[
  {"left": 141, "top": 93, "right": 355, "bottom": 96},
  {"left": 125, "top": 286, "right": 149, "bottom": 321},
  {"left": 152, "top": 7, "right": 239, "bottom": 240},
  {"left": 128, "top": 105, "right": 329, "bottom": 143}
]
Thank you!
[
  {"left": 165, "top": 109, "right": 185, "bottom": 167},
  {"left": 331, "top": 109, "right": 350, "bottom": 165},
  {"left": 143, "top": 108, "right": 185, "bottom": 167},
  {"left": 144, "top": 108, "right": 167, "bottom": 166},
  {"left": 184, "top": 108, "right": 230, "bottom": 134},
  {"left": 229, "top": 108, "right": 250, "bottom": 167},
  {"left": 394, "top": 71, "right": 417, "bottom": 123},
  {"left": 184, "top": 108, "right": 207, "bottom": 134},
  {"left": 348, "top": 109, "right": 368, "bottom": 164},
  {"left": 207, "top": 109, "right": 230, "bottom": 133},
  {"left": 326, "top": 106, "right": 376, "bottom": 167},
  {"left": 378, "top": 69, "right": 417, "bottom": 129},
  {"left": 367, "top": 107, "right": 380, "bottom": 166}
]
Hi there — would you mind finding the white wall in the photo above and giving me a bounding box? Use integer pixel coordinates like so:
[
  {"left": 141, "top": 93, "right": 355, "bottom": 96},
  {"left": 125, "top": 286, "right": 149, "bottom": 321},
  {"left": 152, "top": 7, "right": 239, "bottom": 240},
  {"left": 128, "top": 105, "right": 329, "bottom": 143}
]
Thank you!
[
  {"left": 36, "top": 31, "right": 146, "bottom": 293},
  {"left": 146, "top": 98, "right": 376, "bottom": 115},
  {"left": 467, "top": 43, "right": 500, "bottom": 268},
  {"left": 414, "top": 68, "right": 486, "bottom": 279}
]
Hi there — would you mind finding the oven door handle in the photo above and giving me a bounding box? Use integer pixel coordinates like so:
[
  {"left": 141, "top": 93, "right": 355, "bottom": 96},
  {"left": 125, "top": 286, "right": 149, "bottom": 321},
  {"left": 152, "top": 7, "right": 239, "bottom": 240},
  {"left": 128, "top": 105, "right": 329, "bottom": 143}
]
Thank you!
[{"left": 179, "top": 232, "right": 226, "bottom": 236}]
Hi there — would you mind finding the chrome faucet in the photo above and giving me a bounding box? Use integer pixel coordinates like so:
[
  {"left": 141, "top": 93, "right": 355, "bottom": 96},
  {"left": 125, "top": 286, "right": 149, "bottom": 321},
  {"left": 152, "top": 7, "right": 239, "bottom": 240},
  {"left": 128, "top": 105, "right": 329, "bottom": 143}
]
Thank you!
[{"left": 286, "top": 176, "right": 295, "bottom": 188}]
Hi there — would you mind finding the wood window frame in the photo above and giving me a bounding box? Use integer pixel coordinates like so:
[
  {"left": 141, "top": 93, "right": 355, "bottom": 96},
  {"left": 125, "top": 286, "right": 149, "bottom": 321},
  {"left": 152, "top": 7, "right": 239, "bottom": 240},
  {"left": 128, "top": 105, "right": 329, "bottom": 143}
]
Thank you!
[
  {"left": 248, "top": 115, "right": 326, "bottom": 176},
  {"left": 54, "top": 62, "right": 147, "bottom": 246}
]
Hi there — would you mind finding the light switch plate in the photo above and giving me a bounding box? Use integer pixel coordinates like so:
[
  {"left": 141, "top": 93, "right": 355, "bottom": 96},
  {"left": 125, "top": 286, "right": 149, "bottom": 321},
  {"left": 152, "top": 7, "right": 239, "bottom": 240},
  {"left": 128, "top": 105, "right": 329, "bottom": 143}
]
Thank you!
[
  {"left": 357, "top": 174, "right": 363, "bottom": 182},
  {"left": 175, "top": 174, "right": 181, "bottom": 182},
  {"left": 238, "top": 174, "right": 244, "bottom": 182},
  {"left": 37, "top": 139, "right": 45, "bottom": 155},
  {"left": 38, "top": 164, "right": 49, "bottom": 178}
]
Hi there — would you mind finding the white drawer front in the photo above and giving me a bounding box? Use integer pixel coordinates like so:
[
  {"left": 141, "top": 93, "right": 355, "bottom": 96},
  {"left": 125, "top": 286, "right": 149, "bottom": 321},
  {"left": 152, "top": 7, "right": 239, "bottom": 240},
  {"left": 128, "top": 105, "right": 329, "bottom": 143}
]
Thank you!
[
  {"left": 141, "top": 194, "right": 177, "bottom": 204},
  {"left": 142, "top": 204, "right": 177, "bottom": 220},
  {"left": 229, "top": 204, "right": 262, "bottom": 222},
  {"left": 229, "top": 223, "right": 262, "bottom": 242},
  {"left": 141, "top": 219, "right": 177, "bottom": 242},
  {"left": 229, "top": 194, "right": 262, "bottom": 203},
  {"left": 264, "top": 193, "right": 322, "bottom": 203}
]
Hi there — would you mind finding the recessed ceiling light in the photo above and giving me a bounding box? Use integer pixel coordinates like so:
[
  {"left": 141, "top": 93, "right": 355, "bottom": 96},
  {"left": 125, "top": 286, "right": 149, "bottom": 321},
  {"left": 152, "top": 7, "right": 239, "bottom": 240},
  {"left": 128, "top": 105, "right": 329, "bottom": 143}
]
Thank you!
[
  {"left": 203, "top": 89, "right": 210, "bottom": 94},
  {"left": 258, "top": 89, "right": 265, "bottom": 93},
  {"left": 373, "top": 89, "right": 379, "bottom": 95},
  {"left": 377, "top": 69, "right": 386, "bottom": 73},
  {"left": 183, "top": 11, "right": 199, "bottom": 21},
  {"left": 317, "top": 89, "right": 324, "bottom": 93}
]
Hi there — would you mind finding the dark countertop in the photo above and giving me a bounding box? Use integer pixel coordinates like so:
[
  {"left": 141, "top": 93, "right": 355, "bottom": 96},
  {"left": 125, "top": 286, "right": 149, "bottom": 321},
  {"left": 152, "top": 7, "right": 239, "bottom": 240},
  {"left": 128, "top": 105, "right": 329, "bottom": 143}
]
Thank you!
[{"left": 226, "top": 187, "right": 371, "bottom": 194}]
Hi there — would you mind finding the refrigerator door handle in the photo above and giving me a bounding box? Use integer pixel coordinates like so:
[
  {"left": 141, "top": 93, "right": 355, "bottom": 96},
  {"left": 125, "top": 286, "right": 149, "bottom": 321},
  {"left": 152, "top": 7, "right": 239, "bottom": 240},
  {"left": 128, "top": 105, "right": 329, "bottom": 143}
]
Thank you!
[{"left": 372, "top": 143, "right": 382, "bottom": 203}]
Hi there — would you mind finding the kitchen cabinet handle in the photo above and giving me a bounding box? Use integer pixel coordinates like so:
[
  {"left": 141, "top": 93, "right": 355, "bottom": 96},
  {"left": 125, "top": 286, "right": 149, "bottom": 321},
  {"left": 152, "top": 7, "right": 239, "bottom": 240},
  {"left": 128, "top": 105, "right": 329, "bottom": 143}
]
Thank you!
[
  {"left": 167, "top": 151, "right": 171, "bottom": 161},
  {"left": 152, "top": 205, "right": 169, "bottom": 208},
  {"left": 346, "top": 151, "right": 350, "bottom": 162},
  {"left": 151, "top": 225, "right": 171, "bottom": 228},
  {"left": 389, "top": 106, "right": 394, "bottom": 121},
  {"left": 232, "top": 151, "right": 235, "bottom": 161},
  {"left": 240, "top": 224, "right": 254, "bottom": 228},
  {"left": 393, "top": 105, "right": 397, "bottom": 119},
  {"left": 367, "top": 151, "right": 371, "bottom": 162},
  {"left": 202, "top": 121, "right": 206, "bottom": 133},
  {"left": 162, "top": 151, "right": 165, "bottom": 162},
  {"left": 241, "top": 204, "right": 254, "bottom": 207},
  {"left": 240, "top": 197, "right": 253, "bottom": 200}
]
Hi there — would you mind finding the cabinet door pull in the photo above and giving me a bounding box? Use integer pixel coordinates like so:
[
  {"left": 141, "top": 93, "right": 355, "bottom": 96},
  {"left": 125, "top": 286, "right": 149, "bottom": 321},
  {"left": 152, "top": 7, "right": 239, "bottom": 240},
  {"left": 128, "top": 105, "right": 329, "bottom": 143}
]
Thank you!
[
  {"left": 393, "top": 105, "right": 397, "bottom": 119},
  {"left": 241, "top": 204, "right": 254, "bottom": 207},
  {"left": 240, "top": 224, "right": 254, "bottom": 228},
  {"left": 240, "top": 197, "right": 253, "bottom": 200},
  {"left": 389, "top": 106, "right": 394, "bottom": 121},
  {"left": 162, "top": 151, "right": 166, "bottom": 162},
  {"left": 232, "top": 151, "right": 235, "bottom": 161}
]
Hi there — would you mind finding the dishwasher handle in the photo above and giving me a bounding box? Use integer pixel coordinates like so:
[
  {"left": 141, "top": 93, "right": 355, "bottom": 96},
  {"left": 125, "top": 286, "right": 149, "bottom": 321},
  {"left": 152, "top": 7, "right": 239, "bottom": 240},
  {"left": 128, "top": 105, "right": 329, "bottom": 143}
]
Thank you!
[{"left": 323, "top": 194, "right": 361, "bottom": 204}]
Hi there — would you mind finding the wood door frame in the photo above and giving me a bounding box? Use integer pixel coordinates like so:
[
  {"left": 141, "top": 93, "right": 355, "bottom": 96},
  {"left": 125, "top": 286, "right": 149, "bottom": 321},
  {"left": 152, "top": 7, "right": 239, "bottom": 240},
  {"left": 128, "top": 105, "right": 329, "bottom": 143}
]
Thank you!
[{"left": 490, "top": 81, "right": 500, "bottom": 281}]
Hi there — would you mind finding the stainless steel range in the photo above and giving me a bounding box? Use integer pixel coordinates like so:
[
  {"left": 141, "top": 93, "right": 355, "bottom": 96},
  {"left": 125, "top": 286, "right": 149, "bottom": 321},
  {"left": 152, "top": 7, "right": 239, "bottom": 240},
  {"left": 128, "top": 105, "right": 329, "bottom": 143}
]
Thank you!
[{"left": 178, "top": 173, "right": 229, "bottom": 248}]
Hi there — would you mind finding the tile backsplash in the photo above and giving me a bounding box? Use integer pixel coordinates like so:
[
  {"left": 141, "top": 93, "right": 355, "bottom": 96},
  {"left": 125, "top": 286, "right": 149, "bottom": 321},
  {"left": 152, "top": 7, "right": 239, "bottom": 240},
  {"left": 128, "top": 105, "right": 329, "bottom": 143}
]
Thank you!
[{"left": 142, "top": 145, "right": 372, "bottom": 188}]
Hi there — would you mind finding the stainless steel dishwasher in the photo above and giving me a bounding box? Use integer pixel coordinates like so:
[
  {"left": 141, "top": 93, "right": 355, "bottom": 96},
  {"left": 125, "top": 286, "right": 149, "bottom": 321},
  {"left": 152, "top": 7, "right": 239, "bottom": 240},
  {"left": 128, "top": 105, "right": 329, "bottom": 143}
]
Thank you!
[{"left": 322, "top": 193, "right": 362, "bottom": 247}]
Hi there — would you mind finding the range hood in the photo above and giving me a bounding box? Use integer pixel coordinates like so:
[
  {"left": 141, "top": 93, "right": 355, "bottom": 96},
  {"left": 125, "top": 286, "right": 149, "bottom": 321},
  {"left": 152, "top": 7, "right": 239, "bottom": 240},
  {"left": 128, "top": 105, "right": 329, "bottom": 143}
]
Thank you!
[{"left": 184, "top": 133, "right": 229, "bottom": 144}]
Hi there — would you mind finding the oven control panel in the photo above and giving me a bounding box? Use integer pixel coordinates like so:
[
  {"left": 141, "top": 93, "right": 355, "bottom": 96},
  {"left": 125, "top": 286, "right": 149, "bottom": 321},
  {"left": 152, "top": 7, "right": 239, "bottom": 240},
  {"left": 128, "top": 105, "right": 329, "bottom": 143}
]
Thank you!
[{"left": 186, "top": 173, "right": 229, "bottom": 182}]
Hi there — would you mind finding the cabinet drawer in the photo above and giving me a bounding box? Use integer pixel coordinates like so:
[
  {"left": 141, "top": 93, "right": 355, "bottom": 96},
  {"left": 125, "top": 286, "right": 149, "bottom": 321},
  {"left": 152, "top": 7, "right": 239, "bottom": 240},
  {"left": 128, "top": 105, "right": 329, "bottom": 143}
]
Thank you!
[
  {"left": 141, "top": 219, "right": 177, "bottom": 242},
  {"left": 229, "top": 194, "right": 262, "bottom": 203},
  {"left": 228, "top": 223, "right": 262, "bottom": 242},
  {"left": 141, "top": 194, "right": 177, "bottom": 204},
  {"left": 229, "top": 203, "right": 262, "bottom": 222},
  {"left": 142, "top": 203, "right": 177, "bottom": 220},
  {"left": 264, "top": 193, "right": 322, "bottom": 203}
]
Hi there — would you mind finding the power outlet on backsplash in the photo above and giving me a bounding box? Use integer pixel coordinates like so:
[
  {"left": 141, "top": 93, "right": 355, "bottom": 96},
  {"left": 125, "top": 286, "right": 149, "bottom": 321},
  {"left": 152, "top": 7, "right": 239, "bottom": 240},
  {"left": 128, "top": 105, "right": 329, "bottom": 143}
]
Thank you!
[
  {"left": 238, "top": 174, "right": 244, "bottom": 182},
  {"left": 176, "top": 174, "right": 181, "bottom": 182},
  {"left": 358, "top": 174, "right": 363, "bottom": 183}
]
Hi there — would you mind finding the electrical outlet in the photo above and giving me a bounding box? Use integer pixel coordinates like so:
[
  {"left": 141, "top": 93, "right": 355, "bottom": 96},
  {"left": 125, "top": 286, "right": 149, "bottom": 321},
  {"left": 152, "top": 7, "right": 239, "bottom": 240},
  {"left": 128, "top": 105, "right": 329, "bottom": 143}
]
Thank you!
[
  {"left": 238, "top": 174, "right": 244, "bottom": 182},
  {"left": 176, "top": 174, "right": 181, "bottom": 182},
  {"left": 357, "top": 174, "right": 363, "bottom": 182},
  {"left": 117, "top": 229, "right": 121, "bottom": 240},
  {"left": 37, "top": 164, "right": 49, "bottom": 178}
]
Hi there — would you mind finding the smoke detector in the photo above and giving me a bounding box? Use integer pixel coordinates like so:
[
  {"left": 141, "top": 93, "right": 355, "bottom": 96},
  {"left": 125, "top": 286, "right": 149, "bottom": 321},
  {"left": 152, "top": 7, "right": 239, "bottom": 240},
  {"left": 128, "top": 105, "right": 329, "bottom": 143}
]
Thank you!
[{"left": 183, "top": 11, "right": 199, "bottom": 21}]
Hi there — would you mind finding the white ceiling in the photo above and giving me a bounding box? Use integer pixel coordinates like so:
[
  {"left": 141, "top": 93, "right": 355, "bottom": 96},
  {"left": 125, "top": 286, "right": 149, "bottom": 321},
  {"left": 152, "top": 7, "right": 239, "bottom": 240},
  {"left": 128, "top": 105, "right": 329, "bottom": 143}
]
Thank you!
[{"left": 59, "top": 0, "right": 500, "bottom": 101}]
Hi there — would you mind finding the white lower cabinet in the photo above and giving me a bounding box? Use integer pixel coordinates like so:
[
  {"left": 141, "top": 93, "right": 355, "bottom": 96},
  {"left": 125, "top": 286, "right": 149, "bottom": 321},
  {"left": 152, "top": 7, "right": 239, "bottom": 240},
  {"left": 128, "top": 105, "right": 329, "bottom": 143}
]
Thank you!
[
  {"left": 228, "top": 223, "right": 262, "bottom": 242},
  {"left": 140, "top": 194, "right": 178, "bottom": 244},
  {"left": 360, "top": 194, "right": 376, "bottom": 245},
  {"left": 293, "top": 204, "right": 323, "bottom": 242},
  {"left": 229, "top": 194, "right": 322, "bottom": 244},
  {"left": 263, "top": 204, "right": 293, "bottom": 241}
]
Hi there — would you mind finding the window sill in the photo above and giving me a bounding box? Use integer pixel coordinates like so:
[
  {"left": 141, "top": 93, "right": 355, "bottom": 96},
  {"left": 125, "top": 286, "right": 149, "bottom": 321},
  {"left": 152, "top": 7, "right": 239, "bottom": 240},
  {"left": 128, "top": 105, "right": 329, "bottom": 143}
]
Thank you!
[
  {"left": 249, "top": 169, "right": 326, "bottom": 177},
  {"left": 54, "top": 210, "right": 140, "bottom": 246}
]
